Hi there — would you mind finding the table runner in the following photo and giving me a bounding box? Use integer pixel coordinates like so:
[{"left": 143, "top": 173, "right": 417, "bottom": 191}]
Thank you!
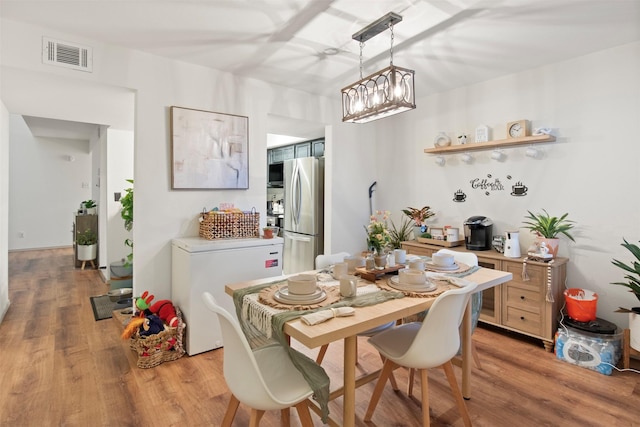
[{"left": 232, "top": 276, "right": 404, "bottom": 423}]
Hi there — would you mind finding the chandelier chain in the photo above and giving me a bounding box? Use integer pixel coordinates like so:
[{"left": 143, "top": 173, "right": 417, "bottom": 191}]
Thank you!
[
  {"left": 389, "top": 23, "right": 394, "bottom": 66},
  {"left": 359, "top": 41, "right": 365, "bottom": 79}
]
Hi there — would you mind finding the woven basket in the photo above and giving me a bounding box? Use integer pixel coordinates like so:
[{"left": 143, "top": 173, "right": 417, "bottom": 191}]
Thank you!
[
  {"left": 129, "top": 307, "right": 186, "bottom": 368},
  {"left": 198, "top": 210, "right": 259, "bottom": 240}
]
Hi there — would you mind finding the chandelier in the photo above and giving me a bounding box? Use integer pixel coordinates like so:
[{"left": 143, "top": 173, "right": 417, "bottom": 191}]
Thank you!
[{"left": 341, "top": 12, "right": 416, "bottom": 123}]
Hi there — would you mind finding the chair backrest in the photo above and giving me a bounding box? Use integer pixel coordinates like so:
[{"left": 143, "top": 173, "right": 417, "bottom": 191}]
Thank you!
[
  {"left": 397, "top": 283, "right": 478, "bottom": 369},
  {"left": 201, "top": 291, "right": 279, "bottom": 409},
  {"left": 436, "top": 249, "right": 482, "bottom": 329},
  {"left": 315, "top": 252, "right": 350, "bottom": 269}
]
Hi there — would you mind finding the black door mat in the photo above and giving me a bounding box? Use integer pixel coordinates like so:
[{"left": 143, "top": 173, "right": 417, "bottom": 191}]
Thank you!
[{"left": 90, "top": 295, "right": 116, "bottom": 321}]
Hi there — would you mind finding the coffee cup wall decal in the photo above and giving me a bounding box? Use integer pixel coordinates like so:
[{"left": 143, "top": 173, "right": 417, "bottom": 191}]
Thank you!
[
  {"left": 511, "top": 181, "right": 528, "bottom": 196},
  {"left": 453, "top": 189, "right": 467, "bottom": 202}
]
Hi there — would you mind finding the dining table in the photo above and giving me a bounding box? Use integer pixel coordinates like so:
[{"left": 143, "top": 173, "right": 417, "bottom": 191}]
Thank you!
[{"left": 225, "top": 266, "right": 512, "bottom": 427}]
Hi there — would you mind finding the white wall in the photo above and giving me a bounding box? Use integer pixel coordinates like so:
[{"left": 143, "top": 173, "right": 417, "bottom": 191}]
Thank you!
[
  {"left": 375, "top": 41, "right": 640, "bottom": 327},
  {"left": 0, "top": 101, "right": 10, "bottom": 322},
  {"left": 8, "top": 114, "right": 92, "bottom": 249}
]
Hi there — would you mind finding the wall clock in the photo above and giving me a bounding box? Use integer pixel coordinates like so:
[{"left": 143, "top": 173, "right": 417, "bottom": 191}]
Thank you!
[
  {"left": 475, "top": 125, "right": 489, "bottom": 143},
  {"left": 507, "top": 119, "right": 530, "bottom": 139}
]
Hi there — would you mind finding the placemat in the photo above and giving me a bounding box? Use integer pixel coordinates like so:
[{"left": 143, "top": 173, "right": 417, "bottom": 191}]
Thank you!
[
  {"left": 379, "top": 277, "right": 459, "bottom": 298},
  {"left": 90, "top": 295, "right": 116, "bottom": 321},
  {"left": 259, "top": 284, "right": 341, "bottom": 310}
]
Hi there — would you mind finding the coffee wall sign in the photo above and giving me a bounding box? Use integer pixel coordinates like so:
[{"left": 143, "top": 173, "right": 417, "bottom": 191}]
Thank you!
[{"left": 453, "top": 174, "right": 530, "bottom": 202}]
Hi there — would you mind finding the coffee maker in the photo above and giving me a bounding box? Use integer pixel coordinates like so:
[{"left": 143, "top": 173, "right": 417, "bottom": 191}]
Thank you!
[{"left": 463, "top": 216, "right": 493, "bottom": 251}]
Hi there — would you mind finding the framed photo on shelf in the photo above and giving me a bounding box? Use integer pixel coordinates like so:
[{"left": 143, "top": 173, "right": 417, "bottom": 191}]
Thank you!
[
  {"left": 475, "top": 124, "right": 489, "bottom": 143},
  {"left": 170, "top": 106, "right": 249, "bottom": 190}
]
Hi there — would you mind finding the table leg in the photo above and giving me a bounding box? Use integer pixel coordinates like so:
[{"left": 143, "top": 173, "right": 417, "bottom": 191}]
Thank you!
[
  {"left": 343, "top": 335, "right": 357, "bottom": 427},
  {"left": 461, "top": 301, "right": 472, "bottom": 399}
]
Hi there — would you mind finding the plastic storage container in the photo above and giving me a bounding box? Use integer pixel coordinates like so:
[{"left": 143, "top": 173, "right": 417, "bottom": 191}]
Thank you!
[{"left": 555, "top": 322, "right": 621, "bottom": 375}]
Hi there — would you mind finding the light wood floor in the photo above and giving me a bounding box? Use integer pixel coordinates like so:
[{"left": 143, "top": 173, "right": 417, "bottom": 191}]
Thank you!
[{"left": 2, "top": 248, "right": 639, "bottom": 426}]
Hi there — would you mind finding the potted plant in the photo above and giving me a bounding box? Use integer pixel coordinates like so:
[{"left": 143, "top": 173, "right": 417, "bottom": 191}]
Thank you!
[
  {"left": 611, "top": 239, "right": 640, "bottom": 351},
  {"left": 83, "top": 199, "right": 97, "bottom": 215},
  {"left": 120, "top": 179, "right": 134, "bottom": 266},
  {"left": 402, "top": 206, "right": 435, "bottom": 240},
  {"left": 76, "top": 228, "right": 97, "bottom": 261},
  {"left": 389, "top": 216, "right": 413, "bottom": 249},
  {"left": 522, "top": 209, "right": 575, "bottom": 258}
]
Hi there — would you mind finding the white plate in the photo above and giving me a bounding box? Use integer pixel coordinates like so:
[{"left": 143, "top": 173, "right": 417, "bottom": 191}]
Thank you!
[
  {"left": 274, "top": 288, "right": 327, "bottom": 305},
  {"left": 425, "top": 261, "right": 459, "bottom": 271},
  {"left": 388, "top": 276, "right": 437, "bottom": 293},
  {"left": 277, "top": 286, "right": 324, "bottom": 301}
]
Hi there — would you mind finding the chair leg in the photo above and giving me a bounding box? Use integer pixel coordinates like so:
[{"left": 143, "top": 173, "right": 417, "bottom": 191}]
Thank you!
[
  {"left": 472, "top": 340, "right": 482, "bottom": 370},
  {"left": 280, "top": 408, "right": 290, "bottom": 427},
  {"left": 419, "top": 369, "right": 430, "bottom": 427},
  {"left": 294, "top": 400, "right": 314, "bottom": 427},
  {"left": 249, "top": 409, "right": 265, "bottom": 427},
  {"left": 221, "top": 394, "right": 240, "bottom": 427},
  {"left": 441, "top": 361, "right": 472, "bottom": 427},
  {"left": 408, "top": 368, "right": 416, "bottom": 398},
  {"left": 364, "top": 359, "right": 396, "bottom": 421},
  {"left": 379, "top": 354, "right": 399, "bottom": 391},
  {"left": 316, "top": 344, "right": 329, "bottom": 364}
]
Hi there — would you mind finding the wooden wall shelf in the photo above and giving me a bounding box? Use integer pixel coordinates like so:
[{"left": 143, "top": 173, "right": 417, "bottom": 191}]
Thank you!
[{"left": 424, "top": 134, "right": 556, "bottom": 155}]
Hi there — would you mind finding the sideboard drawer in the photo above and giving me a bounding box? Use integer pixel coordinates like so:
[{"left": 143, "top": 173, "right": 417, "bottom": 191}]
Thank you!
[
  {"left": 504, "top": 305, "right": 543, "bottom": 336},
  {"left": 504, "top": 283, "right": 543, "bottom": 308}
]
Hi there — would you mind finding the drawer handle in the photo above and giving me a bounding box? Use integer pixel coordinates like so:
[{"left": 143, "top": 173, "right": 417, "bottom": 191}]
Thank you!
[
  {"left": 520, "top": 296, "right": 525, "bottom": 300},
  {"left": 520, "top": 316, "right": 525, "bottom": 320}
]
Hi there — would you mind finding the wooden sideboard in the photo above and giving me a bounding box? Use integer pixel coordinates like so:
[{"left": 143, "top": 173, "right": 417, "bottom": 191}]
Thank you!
[{"left": 401, "top": 240, "right": 568, "bottom": 351}]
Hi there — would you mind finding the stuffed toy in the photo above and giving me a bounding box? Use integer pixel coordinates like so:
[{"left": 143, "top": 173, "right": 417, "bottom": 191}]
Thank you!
[
  {"left": 121, "top": 314, "right": 166, "bottom": 339},
  {"left": 135, "top": 291, "right": 155, "bottom": 315},
  {"left": 149, "top": 300, "right": 179, "bottom": 328}
]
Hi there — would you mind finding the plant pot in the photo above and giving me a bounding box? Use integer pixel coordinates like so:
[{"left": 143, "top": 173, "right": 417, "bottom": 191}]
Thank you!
[
  {"left": 536, "top": 237, "right": 560, "bottom": 258},
  {"left": 86, "top": 207, "right": 97, "bottom": 215},
  {"left": 630, "top": 309, "right": 640, "bottom": 352},
  {"left": 77, "top": 244, "right": 97, "bottom": 261}
]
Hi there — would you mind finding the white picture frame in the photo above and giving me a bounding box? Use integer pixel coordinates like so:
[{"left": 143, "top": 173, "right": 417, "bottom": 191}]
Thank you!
[{"left": 475, "top": 124, "right": 489, "bottom": 143}]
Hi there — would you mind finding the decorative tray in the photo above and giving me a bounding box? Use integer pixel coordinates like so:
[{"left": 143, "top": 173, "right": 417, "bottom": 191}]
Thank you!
[
  {"left": 355, "top": 264, "right": 404, "bottom": 282},
  {"left": 416, "top": 238, "right": 465, "bottom": 247}
]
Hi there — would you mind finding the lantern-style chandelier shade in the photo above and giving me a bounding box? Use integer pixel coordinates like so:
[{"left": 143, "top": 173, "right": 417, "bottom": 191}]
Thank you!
[{"left": 341, "top": 12, "right": 416, "bottom": 123}]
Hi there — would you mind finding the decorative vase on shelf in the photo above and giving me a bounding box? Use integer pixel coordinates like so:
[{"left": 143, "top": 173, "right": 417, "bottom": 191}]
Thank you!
[{"left": 434, "top": 131, "right": 451, "bottom": 148}]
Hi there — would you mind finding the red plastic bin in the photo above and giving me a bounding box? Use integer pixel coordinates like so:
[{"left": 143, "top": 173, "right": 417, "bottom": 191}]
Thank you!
[{"left": 564, "top": 288, "right": 598, "bottom": 322}]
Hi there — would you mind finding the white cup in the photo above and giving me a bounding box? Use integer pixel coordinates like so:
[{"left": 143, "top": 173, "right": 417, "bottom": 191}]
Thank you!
[
  {"left": 331, "top": 262, "right": 348, "bottom": 280},
  {"left": 399, "top": 268, "right": 427, "bottom": 285},
  {"left": 446, "top": 228, "right": 459, "bottom": 242},
  {"left": 339, "top": 275, "right": 358, "bottom": 297},
  {"left": 287, "top": 274, "right": 317, "bottom": 295},
  {"left": 394, "top": 249, "right": 407, "bottom": 264},
  {"left": 408, "top": 259, "right": 425, "bottom": 271},
  {"left": 345, "top": 256, "right": 365, "bottom": 274},
  {"left": 432, "top": 252, "right": 455, "bottom": 266}
]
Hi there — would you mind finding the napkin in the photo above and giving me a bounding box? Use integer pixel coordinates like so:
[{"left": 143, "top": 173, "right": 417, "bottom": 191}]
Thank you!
[
  {"left": 426, "top": 273, "right": 475, "bottom": 288},
  {"left": 301, "top": 307, "right": 355, "bottom": 326}
]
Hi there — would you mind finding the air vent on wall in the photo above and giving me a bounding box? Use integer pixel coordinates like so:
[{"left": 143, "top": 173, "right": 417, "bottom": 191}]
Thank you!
[{"left": 42, "top": 37, "right": 93, "bottom": 72}]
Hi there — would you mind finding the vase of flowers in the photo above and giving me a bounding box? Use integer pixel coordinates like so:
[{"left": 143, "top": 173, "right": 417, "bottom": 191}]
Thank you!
[
  {"left": 402, "top": 206, "right": 435, "bottom": 239},
  {"left": 366, "top": 210, "right": 392, "bottom": 256}
]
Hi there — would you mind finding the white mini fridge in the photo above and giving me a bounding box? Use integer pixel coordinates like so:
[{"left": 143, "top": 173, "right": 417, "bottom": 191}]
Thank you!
[{"left": 171, "top": 236, "right": 283, "bottom": 355}]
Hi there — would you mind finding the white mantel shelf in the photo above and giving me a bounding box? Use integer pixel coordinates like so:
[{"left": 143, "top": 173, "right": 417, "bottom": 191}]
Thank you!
[{"left": 424, "top": 134, "right": 556, "bottom": 154}]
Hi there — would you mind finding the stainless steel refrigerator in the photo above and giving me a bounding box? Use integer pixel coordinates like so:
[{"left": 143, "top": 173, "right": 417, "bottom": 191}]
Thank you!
[{"left": 283, "top": 157, "right": 324, "bottom": 274}]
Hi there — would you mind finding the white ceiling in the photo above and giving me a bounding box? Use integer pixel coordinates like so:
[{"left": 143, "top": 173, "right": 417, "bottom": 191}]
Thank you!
[{"left": 3, "top": 0, "right": 640, "bottom": 138}]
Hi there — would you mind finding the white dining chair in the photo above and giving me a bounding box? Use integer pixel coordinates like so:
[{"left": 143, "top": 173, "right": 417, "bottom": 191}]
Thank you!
[
  {"left": 202, "top": 292, "right": 316, "bottom": 427},
  {"left": 363, "top": 284, "right": 478, "bottom": 427}
]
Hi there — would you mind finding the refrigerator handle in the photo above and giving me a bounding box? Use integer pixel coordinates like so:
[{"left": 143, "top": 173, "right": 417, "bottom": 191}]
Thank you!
[
  {"left": 292, "top": 161, "right": 301, "bottom": 226},
  {"left": 285, "top": 231, "right": 312, "bottom": 242}
]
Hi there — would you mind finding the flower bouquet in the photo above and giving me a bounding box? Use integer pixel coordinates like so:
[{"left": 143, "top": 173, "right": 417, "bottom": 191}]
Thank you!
[{"left": 366, "top": 210, "right": 392, "bottom": 255}]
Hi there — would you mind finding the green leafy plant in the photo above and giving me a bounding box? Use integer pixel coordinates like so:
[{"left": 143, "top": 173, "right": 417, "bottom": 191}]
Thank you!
[
  {"left": 389, "top": 217, "right": 413, "bottom": 249},
  {"left": 76, "top": 228, "right": 97, "bottom": 246},
  {"left": 402, "top": 206, "right": 435, "bottom": 227},
  {"left": 120, "top": 179, "right": 133, "bottom": 266},
  {"left": 611, "top": 239, "right": 640, "bottom": 309},
  {"left": 522, "top": 209, "right": 575, "bottom": 241},
  {"left": 83, "top": 199, "right": 96, "bottom": 209}
]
